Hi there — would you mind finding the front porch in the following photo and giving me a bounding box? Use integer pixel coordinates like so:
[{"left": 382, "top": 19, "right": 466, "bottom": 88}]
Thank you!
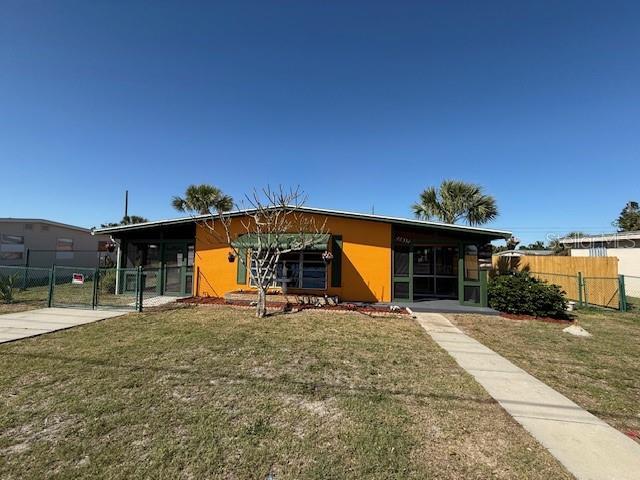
[{"left": 388, "top": 299, "right": 499, "bottom": 315}]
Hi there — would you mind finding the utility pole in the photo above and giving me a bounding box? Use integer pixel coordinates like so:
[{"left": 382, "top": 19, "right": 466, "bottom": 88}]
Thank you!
[{"left": 124, "top": 190, "right": 129, "bottom": 218}]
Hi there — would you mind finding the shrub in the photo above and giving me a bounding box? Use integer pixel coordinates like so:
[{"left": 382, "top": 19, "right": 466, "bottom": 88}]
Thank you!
[
  {"left": 100, "top": 270, "right": 117, "bottom": 295},
  {"left": 488, "top": 271, "right": 568, "bottom": 318},
  {"left": 0, "top": 274, "right": 17, "bottom": 304}
]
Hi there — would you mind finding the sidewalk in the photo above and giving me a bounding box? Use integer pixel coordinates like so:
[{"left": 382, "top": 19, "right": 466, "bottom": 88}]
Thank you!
[
  {"left": 415, "top": 312, "right": 640, "bottom": 480},
  {"left": 0, "top": 308, "right": 128, "bottom": 344}
]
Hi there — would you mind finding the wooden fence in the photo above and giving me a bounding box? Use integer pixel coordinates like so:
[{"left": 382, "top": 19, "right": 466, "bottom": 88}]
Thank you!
[{"left": 492, "top": 255, "right": 620, "bottom": 308}]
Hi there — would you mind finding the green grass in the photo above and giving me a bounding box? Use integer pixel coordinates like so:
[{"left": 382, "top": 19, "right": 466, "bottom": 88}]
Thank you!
[
  {"left": 0, "top": 306, "right": 570, "bottom": 479},
  {"left": 449, "top": 307, "right": 640, "bottom": 441}
]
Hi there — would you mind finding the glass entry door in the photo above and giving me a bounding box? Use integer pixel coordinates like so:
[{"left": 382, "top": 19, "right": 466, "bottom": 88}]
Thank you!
[
  {"left": 162, "top": 242, "right": 194, "bottom": 296},
  {"left": 123, "top": 241, "right": 194, "bottom": 296},
  {"left": 393, "top": 244, "right": 459, "bottom": 301},
  {"left": 413, "top": 246, "right": 458, "bottom": 299}
]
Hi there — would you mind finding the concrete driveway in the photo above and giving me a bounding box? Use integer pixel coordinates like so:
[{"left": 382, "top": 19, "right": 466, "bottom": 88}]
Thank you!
[{"left": 0, "top": 308, "right": 129, "bottom": 344}]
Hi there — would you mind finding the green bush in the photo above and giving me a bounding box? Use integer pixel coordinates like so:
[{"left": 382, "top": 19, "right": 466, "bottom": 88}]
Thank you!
[
  {"left": 100, "top": 270, "right": 117, "bottom": 295},
  {"left": 488, "top": 271, "right": 568, "bottom": 318},
  {"left": 0, "top": 274, "right": 17, "bottom": 304}
]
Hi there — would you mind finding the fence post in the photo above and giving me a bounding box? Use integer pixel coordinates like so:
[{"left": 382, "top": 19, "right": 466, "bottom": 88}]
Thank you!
[
  {"left": 137, "top": 266, "right": 144, "bottom": 312},
  {"left": 577, "top": 272, "right": 583, "bottom": 307},
  {"left": 47, "top": 265, "right": 55, "bottom": 308},
  {"left": 22, "top": 249, "right": 30, "bottom": 290},
  {"left": 618, "top": 275, "right": 627, "bottom": 312},
  {"left": 92, "top": 268, "right": 99, "bottom": 310}
]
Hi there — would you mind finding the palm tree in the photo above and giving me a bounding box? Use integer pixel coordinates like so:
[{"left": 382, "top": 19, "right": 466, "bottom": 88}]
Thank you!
[
  {"left": 172, "top": 184, "right": 233, "bottom": 215},
  {"left": 412, "top": 180, "right": 498, "bottom": 226}
]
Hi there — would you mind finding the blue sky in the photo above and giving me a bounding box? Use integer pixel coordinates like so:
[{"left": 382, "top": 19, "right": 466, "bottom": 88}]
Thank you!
[{"left": 1, "top": 1, "right": 638, "bottom": 244}]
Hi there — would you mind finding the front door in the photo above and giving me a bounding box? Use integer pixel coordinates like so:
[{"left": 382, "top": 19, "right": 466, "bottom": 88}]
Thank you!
[
  {"left": 162, "top": 242, "right": 194, "bottom": 296},
  {"left": 392, "top": 245, "right": 459, "bottom": 302}
]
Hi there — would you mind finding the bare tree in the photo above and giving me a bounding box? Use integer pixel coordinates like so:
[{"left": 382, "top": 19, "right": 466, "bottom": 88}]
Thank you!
[{"left": 175, "top": 186, "right": 328, "bottom": 318}]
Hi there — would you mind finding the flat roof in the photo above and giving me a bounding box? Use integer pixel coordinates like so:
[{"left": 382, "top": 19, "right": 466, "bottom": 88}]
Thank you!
[
  {"left": 94, "top": 206, "right": 511, "bottom": 239},
  {"left": 0, "top": 217, "right": 93, "bottom": 233},
  {"left": 560, "top": 230, "right": 640, "bottom": 244}
]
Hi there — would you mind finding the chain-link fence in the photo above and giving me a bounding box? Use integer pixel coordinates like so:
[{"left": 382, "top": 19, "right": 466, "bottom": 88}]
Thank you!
[
  {"left": 0, "top": 249, "right": 118, "bottom": 269},
  {"left": 622, "top": 275, "right": 640, "bottom": 310},
  {"left": 529, "top": 271, "right": 627, "bottom": 310},
  {"left": 582, "top": 276, "right": 621, "bottom": 310},
  {"left": 96, "top": 268, "right": 140, "bottom": 310},
  {"left": 0, "top": 265, "right": 143, "bottom": 312},
  {"left": 0, "top": 265, "right": 52, "bottom": 310}
]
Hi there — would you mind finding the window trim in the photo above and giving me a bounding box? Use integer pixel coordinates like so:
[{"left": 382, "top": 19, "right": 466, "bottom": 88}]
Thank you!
[{"left": 0, "top": 234, "right": 25, "bottom": 260}]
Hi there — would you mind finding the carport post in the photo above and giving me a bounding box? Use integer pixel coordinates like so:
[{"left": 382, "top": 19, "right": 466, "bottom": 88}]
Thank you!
[{"left": 136, "top": 266, "right": 144, "bottom": 312}]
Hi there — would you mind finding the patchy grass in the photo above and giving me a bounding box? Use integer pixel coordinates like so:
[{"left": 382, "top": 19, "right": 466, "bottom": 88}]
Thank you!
[
  {"left": 0, "top": 306, "right": 570, "bottom": 479},
  {"left": 0, "top": 286, "right": 49, "bottom": 314},
  {"left": 448, "top": 308, "right": 640, "bottom": 442}
]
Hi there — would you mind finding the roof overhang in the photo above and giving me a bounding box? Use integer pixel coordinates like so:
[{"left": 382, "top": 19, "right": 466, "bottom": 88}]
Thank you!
[{"left": 93, "top": 206, "right": 512, "bottom": 240}]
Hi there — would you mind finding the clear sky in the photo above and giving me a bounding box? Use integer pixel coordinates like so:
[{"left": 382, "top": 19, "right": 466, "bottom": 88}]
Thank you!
[{"left": 1, "top": 1, "right": 638, "bottom": 244}]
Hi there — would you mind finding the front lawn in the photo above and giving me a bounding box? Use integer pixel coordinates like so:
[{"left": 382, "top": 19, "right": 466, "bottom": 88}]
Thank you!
[
  {"left": 449, "top": 307, "right": 640, "bottom": 442},
  {"left": 0, "top": 306, "right": 569, "bottom": 479}
]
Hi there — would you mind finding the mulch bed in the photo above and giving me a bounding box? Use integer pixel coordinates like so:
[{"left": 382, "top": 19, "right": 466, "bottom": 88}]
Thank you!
[
  {"left": 178, "top": 296, "right": 409, "bottom": 316},
  {"left": 500, "top": 312, "right": 573, "bottom": 324}
]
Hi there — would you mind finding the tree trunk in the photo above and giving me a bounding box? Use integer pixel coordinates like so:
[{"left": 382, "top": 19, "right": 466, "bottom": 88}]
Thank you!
[{"left": 256, "top": 287, "right": 267, "bottom": 318}]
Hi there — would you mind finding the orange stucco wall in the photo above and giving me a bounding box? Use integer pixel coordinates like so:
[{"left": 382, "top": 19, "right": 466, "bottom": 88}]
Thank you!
[{"left": 194, "top": 213, "right": 392, "bottom": 302}]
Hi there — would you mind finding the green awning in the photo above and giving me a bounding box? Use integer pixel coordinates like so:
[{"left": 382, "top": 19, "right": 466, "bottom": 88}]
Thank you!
[{"left": 231, "top": 233, "right": 330, "bottom": 251}]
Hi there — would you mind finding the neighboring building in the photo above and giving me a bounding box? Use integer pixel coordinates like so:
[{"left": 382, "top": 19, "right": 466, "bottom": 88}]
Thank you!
[
  {"left": 0, "top": 218, "right": 114, "bottom": 268},
  {"left": 560, "top": 231, "right": 640, "bottom": 293},
  {"left": 95, "top": 207, "right": 510, "bottom": 308}
]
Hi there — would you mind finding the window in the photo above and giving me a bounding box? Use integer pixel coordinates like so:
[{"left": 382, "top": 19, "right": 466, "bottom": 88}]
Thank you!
[
  {"left": 394, "top": 246, "right": 410, "bottom": 276},
  {"left": 301, "top": 252, "right": 326, "bottom": 289},
  {"left": 464, "top": 245, "right": 479, "bottom": 281},
  {"left": 413, "top": 247, "right": 434, "bottom": 275},
  {"left": 56, "top": 238, "right": 74, "bottom": 260},
  {"left": 0, "top": 234, "right": 25, "bottom": 260},
  {"left": 249, "top": 251, "right": 327, "bottom": 289},
  {"left": 393, "top": 282, "right": 410, "bottom": 299},
  {"left": 435, "top": 247, "right": 458, "bottom": 275}
]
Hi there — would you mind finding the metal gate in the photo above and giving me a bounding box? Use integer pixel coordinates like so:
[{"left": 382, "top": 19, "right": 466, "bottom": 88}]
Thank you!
[{"left": 49, "top": 266, "right": 142, "bottom": 311}]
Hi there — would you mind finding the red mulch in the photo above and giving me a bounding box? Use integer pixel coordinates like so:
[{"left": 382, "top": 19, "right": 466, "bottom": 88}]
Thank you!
[
  {"left": 500, "top": 312, "right": 573, "bottom": 324},
  {"left": 177, "top": 296, "right": 409, "bottom": 316},
  {"left": 625, "top": 430, "right": 640, "bottom": 440}
]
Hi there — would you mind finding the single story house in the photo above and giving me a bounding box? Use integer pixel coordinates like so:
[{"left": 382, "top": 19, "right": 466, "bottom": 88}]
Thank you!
[{"left": 94, "top": 207, "right": 511, "bottom": 308}]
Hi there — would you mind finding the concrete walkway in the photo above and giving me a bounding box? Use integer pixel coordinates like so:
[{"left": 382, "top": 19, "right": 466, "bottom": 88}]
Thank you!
[
  {"left": 0, "top": 308, "right": 128, "bottom": 344},
  {"left": 415, "top": 312, "right": 640, "bottom": 480}
]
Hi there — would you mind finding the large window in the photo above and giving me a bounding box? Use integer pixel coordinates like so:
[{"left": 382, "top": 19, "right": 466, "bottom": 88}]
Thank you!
[
  {"left": 0, "top": 234, "right": 24, "bottom": 261},
  {"left": 411, "top": 245, "right": 459, "bottom": 299},
  {"left": 250, "top": 251, "right": 327, "bottom": 289},
  {"left": 393, "top": 246, "right": 410, "bottom": 276},
  {"left": 464, "top": 245, "right": 479, "bottom": 281}
]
